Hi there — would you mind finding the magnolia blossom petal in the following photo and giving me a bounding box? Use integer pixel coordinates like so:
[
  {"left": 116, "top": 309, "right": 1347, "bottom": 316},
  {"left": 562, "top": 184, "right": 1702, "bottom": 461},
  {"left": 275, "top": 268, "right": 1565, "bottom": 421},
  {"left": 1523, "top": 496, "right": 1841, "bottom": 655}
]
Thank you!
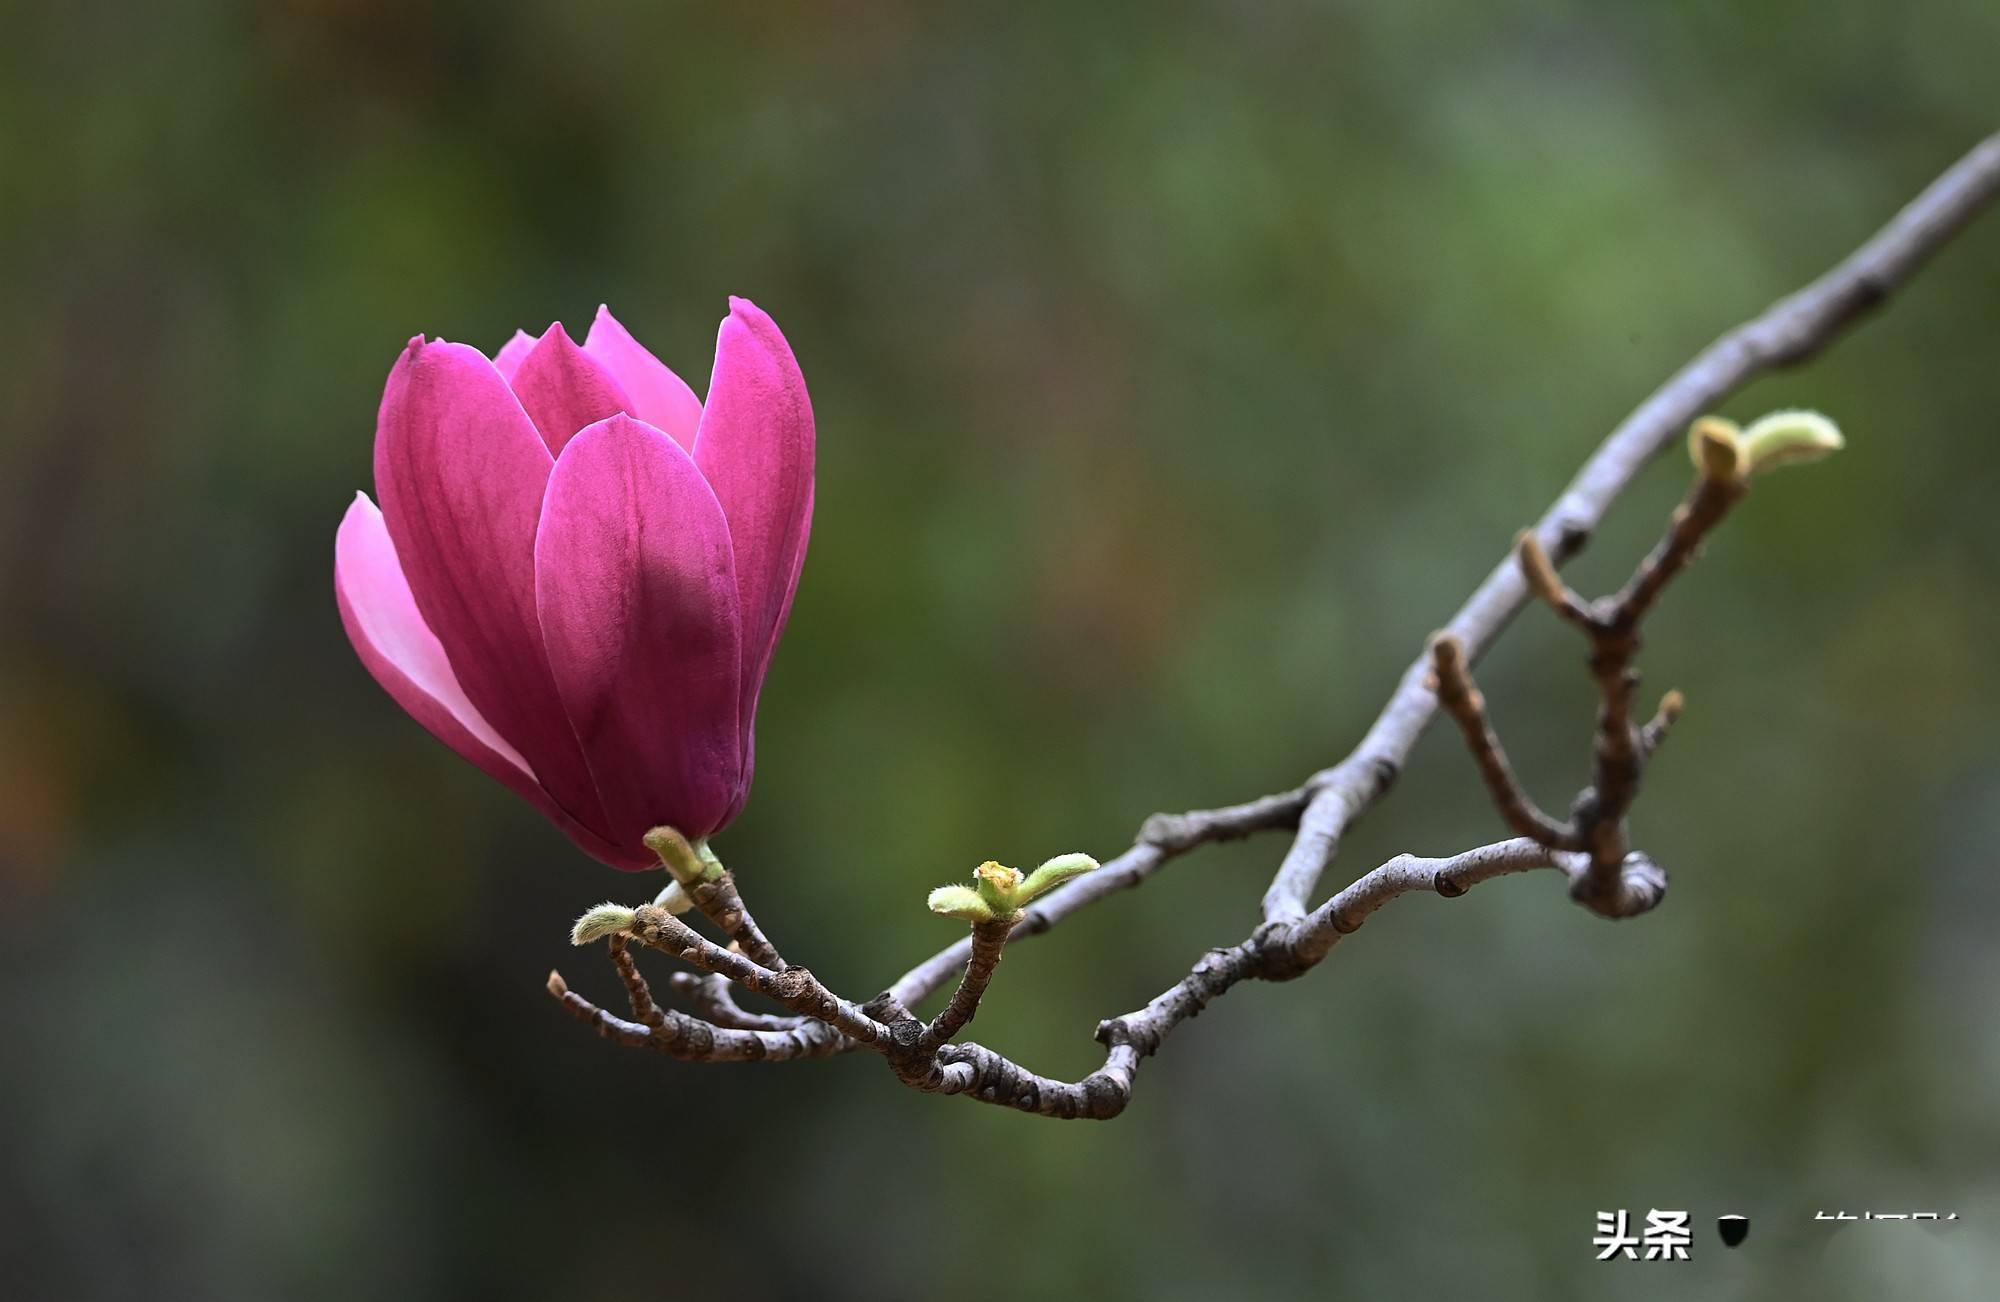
[
  {"left": 693, "top": 297, "right": 815, "bottom": 755},
  {"left": 509, "top": 322, "right": 635, "bottom": 456},
  {"left": 336, "top": 493, "right": 535, "bottom": 782},
  {"left": 372, "top": 336, "right": 611, "bottom": 836},
  {"left": 493, "top": 329, "right": 536, "bottom": 381},
  {"left": 537, "top": 414, "right": 745, "bottom": 843},
  {"left": 335, "top": 494, "right": 651, "bottom": 869},
  {"left": 584, "top": 305, "right": 705, "bottom": 449}
]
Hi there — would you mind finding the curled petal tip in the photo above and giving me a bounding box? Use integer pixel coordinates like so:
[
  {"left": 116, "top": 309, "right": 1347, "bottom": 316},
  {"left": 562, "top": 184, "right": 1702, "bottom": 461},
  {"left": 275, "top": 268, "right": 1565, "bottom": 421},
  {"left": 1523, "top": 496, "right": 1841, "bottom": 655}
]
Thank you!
[{"left": 725, "top": 295, "right": 775, "bottom": 328}]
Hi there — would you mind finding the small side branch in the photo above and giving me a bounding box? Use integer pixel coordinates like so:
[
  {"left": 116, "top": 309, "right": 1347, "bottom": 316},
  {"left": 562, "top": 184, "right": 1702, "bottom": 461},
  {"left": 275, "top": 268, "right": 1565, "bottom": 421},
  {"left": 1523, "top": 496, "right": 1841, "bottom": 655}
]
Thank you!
[
  {"left": 546, "top": 967, "right": 850, "bottom": 1062},
  {"left": 918, "top": 919, "right": 1013, "bottom": 1053},
  {"left": 1283, "top": 838, "right": 1562, "bottom": 968},
  {"left": 662, "top": 971, "right": 814, "bottom": 1032},
  {"left": 1428, "top": 634, "right": 1580, "bottom": 849},
  {"left": 684, "top": 871, "right": 787, "bottom": 972},
  {"left": 1429, "top": 450, "right": 1742, "bottom": 914},
  {"left": 1640, "top": 689, "right": 1685, "bottom": 759},
  {"left": 627, "top": 905, "right": 887, "bottom": 1047}
]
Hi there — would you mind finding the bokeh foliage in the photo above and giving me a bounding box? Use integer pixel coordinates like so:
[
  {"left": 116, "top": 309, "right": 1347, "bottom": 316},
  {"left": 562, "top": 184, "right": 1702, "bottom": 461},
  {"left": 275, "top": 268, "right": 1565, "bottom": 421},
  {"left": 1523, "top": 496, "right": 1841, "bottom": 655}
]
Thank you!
[{"left": 3, "top": 2, "right": 1998, "bottom": 1298}]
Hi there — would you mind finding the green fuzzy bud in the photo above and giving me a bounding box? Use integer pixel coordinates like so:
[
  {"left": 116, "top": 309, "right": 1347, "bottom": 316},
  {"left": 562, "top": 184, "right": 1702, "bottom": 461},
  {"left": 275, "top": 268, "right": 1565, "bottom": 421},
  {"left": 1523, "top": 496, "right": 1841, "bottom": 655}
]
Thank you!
[
  {"left": 926, "top": 885, "right": 995, "bottom": 922},
  {"left": 570, "top": 903, "right": 637, "bottom": 945},
  {"left": 643, "top": 826, "right": 721, "bottom": 885},
  {"left": 1017, "top": 852, "right": 1100, "bottom": 904},
  {"left": 1738, "top": 409, "right": 1844, "bottom": 477},
  {"left": 973, "top": 861, "right": 1024, "bottom": 913}
]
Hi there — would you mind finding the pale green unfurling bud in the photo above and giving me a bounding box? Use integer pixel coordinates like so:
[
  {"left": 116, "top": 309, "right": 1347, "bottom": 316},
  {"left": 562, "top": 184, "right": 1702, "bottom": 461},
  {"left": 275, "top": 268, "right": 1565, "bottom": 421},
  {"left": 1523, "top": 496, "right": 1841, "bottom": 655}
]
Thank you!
[
  {"left": 926, "top": 885, "right": 995, "bottom": 922},
  {"left": 927, "top": 853, "right": 1100, "bottom": 923},
  {"left": 653, "top": 880, "right": 695, "bottom": 914},
  {"left": 1737, "top": 409, "right": 1844, "bottom": 477},
  {"left": 1016, "top": 852, "right": 1100, "bottom": 905}
]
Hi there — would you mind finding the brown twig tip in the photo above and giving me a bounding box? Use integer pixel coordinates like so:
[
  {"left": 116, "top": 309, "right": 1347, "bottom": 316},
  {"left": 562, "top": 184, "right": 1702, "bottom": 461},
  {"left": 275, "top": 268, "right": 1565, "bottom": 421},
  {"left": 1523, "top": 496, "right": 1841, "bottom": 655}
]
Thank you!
[
  {"left": 1428, "top": 631, "right": 1467, "bottom": 678},
  {"left": 547, "top": 970, "right": 569, "bottom": 997},
  {"left": 1515, "top": 531, "right": 1566, "bottom": 607},
  {"left": 1689, "top": 417, "right": 1745, "bottom": 484},
  {"left": 1640, "top": 689, "right": 1686, "bottom": 757}
]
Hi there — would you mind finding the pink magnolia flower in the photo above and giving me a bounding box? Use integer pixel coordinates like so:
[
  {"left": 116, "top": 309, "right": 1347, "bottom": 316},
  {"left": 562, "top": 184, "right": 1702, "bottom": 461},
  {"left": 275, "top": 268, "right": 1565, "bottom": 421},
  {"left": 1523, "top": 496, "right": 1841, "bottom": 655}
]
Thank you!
[{"left": 334, "top": 300, "right": 814, "bottom": 870}]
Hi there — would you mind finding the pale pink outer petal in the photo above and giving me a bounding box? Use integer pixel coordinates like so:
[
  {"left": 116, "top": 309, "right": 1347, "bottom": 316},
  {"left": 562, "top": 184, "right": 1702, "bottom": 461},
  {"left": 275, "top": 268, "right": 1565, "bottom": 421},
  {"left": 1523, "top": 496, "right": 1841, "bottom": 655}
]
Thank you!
[
  {"left": 507, "top": 322, "right": 635, "bottom": 456},
  {"left": 584, "top": 305, "right": 704, "bottom": 449},
  {"left": 692, "top": 297, "right": 815, "bottom": 778},
  {"left": 493, "top": 329, "right": 536, "bottom": 381},
  {"left": 372, "top": 336, "right": 614, "bottom": 842},
  {"left": 535, "top": 414, "right": 745, "bottom": 843},
  {"left": 337, "top": 493, "right": 533, "bottom": 779},
  {"left": 335, "top": 493, "right": 651, "bottom": 869}
]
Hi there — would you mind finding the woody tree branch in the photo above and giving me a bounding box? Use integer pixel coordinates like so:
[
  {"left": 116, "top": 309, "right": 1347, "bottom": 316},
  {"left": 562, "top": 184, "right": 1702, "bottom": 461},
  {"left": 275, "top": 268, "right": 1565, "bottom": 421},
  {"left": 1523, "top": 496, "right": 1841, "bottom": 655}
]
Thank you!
[{"left": 550, "top": 133, "right": 2000, "bottom": 1119}]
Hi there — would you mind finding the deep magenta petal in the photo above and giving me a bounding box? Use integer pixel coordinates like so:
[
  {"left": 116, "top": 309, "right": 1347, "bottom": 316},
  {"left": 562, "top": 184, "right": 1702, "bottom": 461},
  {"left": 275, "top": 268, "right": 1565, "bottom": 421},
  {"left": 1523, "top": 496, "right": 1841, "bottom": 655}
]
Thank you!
[
  {"left": 509, "top": 322, "right": 635, "bottom": 456},
  {"left": 692, "top": 298, "right": 815, "bottom": 772},
  {"left": 585, "top": 305, "right": 704, "bottom": 450},
  {"left": 372, "top": 336, "right": 613, "bottom": 839},
  {"left": 536, "top": 414, "right": 745, "bottom": 843}
]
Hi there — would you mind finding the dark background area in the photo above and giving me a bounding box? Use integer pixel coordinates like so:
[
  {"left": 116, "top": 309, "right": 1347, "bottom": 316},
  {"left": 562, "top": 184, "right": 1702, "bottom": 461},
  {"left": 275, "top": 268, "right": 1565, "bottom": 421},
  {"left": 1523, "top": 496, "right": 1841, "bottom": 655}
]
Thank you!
[{"left": 3, "top": 2, "right": 1997, "bottom": 1298}]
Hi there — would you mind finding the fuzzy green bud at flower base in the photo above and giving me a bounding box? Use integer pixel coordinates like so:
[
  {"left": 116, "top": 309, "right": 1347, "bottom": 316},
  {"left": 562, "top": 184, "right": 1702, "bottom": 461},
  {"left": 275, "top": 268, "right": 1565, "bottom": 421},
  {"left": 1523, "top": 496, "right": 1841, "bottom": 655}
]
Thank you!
[
  {"left": 570, "top": 903, "right": 637, "bottom": 945},
  {"left": 643, "top": 825, "right": 719, "bottom": 886}
]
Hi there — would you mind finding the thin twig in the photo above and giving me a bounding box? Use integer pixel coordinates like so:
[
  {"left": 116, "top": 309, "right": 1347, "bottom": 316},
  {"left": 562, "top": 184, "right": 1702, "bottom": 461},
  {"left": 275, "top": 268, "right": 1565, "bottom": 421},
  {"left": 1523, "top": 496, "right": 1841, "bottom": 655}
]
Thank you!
[
  {"left": 627, "top": 905, "right": 887, "bottom": 1047},
  {"left": 546, "top": 968, "right": 852, "bottom": 1062},
  {"left": 917, "top": 919, "right": 1013, "bottom": 1053},
  {"left": 1427, "top": 633, "right": 1581, "bottom": 849},
  {"left": 684, "top": 871, "right": 787, "bottom": 971},
  {"left": 1639, "top": 689, "right": 1685, "bottom": 759},
  {"left": 662, "top": 971, "right": 813, "bottom": 1032}
]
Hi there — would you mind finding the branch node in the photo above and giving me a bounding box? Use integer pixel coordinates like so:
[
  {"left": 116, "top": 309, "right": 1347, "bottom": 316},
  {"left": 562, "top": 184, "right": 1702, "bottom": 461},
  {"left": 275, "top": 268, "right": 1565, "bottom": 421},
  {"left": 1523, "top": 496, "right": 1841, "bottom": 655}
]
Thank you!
[{"left": 1567, "top": 851, "right": 1669, "bottom": 919}]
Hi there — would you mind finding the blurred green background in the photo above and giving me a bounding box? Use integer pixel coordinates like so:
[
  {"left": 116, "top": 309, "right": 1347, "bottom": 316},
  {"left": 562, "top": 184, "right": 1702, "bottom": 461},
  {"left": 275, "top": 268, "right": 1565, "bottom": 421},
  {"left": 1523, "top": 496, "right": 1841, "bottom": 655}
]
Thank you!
[{"left": 4, "top": 2, "right": 1997, "bottom": 1298}]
